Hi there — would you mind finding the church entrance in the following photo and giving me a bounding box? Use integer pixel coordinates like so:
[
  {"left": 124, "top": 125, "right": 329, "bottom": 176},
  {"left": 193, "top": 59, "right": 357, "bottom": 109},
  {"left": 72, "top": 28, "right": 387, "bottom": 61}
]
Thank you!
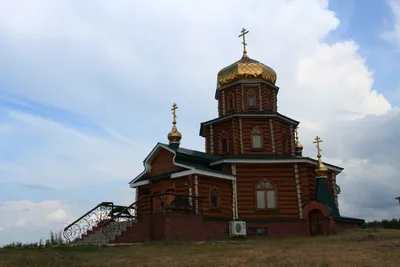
[{"left": 309, "top": 209, "right": 324, "bottom": 236}]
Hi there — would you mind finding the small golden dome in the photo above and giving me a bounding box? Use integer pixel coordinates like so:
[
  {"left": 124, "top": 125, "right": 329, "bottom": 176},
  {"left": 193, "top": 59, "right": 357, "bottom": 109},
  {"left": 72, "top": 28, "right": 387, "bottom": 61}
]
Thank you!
[
  {"left": 217, "top": 53, "right": 277, "bottom": 88},
  {"left": 315, "top": 159, "right": 328, "bottom": 177},
  {"left": 168, "top": 124, "right": 182, "bottom": 144},
  {"left": 313, "top": 136, "right": 328, "bottom": 177},
  {"left": 168, "top": 103, "right": 182, "bottom": 144},
  {"left": 295, "top": 127, "right": 303, "bottom": 155}
]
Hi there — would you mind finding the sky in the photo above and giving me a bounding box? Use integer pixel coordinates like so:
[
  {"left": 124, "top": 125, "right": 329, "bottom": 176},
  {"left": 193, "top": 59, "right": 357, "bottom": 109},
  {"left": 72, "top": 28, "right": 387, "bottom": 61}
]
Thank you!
[{"left": 0, "top": 0, "right": 399, "bottom": 245}]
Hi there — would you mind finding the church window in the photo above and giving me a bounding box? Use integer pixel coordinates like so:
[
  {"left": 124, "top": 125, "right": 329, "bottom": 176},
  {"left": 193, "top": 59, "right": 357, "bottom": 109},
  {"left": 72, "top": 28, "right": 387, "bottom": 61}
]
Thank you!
[
  {"left": 220, "top": 132, "right": 228, "bottom": 153},
  {"left": 247, "top": 90, "right": 256, "bottom": 107},
  {"left": 255, "top": 181, "right": 276, "bottom": 209},
  {"left": 209, "top": 187, "right": 220, "bottom": 209},
  {"left": 251, "top": 127, "right": 262, "bottom": 149},
  {"left": 227, "top": 93, "right": 235, "bottom": 111},
  {"left": 282, "top": 138, "right": 287, "bottom": 153}
]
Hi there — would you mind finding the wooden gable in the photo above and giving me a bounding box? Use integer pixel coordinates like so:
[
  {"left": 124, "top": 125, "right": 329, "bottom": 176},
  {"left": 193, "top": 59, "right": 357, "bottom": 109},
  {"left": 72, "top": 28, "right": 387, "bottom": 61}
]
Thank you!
[{"left": 148, "top": 148, "right": 185, "bottom": 177}]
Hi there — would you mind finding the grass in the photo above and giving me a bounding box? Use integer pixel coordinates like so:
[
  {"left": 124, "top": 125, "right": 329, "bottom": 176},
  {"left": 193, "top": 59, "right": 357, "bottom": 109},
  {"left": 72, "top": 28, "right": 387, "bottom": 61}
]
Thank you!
[{"left": 1, "top": 229, "right": 400, "bottom": 267}]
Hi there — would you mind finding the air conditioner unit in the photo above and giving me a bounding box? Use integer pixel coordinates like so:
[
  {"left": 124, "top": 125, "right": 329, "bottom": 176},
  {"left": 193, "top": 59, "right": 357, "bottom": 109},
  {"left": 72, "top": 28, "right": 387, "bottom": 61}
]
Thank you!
[{"left": 229, "top": 221, "right": 246, "bottom": 237}]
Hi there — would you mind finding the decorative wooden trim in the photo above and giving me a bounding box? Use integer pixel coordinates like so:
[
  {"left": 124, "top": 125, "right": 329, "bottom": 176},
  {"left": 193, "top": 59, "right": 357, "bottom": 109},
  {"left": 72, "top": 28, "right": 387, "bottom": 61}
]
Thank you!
[
  {"left": 269, "top": 119, "right": 276, "bottom": 153},
  {"left": 231, "top": 119, "right": 235, "bottom": 154},
  {"left": 290, "top": 125, "right": 295, "bottom": 156},
  {"left": 273, "top": 91, "right": 277, "bottom": 112},
  {"left": 254, "top": 179, "right": 278, "bottom": 211},
  {"left": 258, "top": 84, "right": 262, "bottom": 111},
  {"left": 231, "top": 164, "right": 237, "bottom": 175},
  {"left": 210, "top": 125, "right": 214, "bottom": 153},
  {"left": 188, "top": 175, "right": 193, "bottom": 204},
  {"left": 194, "top": 175, "right": 199, "bottom": 214},
  {"left": 231, "top": 164, "right": 238, "bottom": 219},
  {"left": 294, "top": 164, "right": 303, "bottom": 218},
  {"left": 239, "top": 118, "right": 243, "bottom": 153},
  {"left": 332, "top": 173, "right": 339, "bottom": 209},
  {"left": 241, "top": 85, "right": 245, "bottom": 111},
  {"left": 222, "top": 91, "right": 226, "bottom": 116}
]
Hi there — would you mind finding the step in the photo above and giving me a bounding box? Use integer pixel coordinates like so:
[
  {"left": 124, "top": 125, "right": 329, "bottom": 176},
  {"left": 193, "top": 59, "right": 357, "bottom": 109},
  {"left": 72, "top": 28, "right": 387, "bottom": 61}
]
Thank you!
[{"left": 75, "top": 220, "right": 136, "bottom": 245}]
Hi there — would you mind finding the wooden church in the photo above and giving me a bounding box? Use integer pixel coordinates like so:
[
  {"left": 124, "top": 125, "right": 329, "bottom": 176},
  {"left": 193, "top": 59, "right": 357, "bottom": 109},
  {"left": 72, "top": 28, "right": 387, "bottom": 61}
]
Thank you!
[{"left": 64, "top": 29, "right": 364, "bottom": 244}]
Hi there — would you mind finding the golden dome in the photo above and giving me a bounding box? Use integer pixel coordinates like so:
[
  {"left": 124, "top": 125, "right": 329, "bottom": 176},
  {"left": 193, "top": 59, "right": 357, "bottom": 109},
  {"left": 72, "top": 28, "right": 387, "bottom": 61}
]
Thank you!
[
  {"left": 168, "top": 125, "right": 182, "bottom": 144},
  {"left": 313, "top": 136, "right": 328, "bottom": 177},
  {"left": 168, "top": 103, "right": 182, "bottom": 144},
  {"left": 315, "top": 158, "right": 328, "bottom": 177},
  {"left": 295, "top": 127, "right": 303, "bottom": 155},
  {"left": 217, "top": 53, "right": 277, "bottom": 88}
]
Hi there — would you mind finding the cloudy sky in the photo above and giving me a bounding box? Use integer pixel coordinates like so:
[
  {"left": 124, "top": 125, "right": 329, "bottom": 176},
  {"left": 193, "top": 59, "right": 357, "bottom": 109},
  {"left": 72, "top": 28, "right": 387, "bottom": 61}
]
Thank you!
[{"left": 0, "top": 0, "right": 399, "bottom": 245}]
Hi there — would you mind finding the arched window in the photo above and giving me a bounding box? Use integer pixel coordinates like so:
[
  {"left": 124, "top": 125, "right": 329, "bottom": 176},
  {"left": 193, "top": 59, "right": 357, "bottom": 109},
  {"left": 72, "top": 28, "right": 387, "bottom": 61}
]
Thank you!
[
  {"left": 251, "top": 126, "right": 262, "bottom": 149},
  {"left": 247, "top": 90, "right": 256, "bottom": 107},
  {"left": 209, "top": 187, "right": 220, "bottom": 209},
  {"left": 255, "top": 181, "right": 276, "bottom": 209},
  {"left": 227, "top": 93, "right": 235, "bottom": 111},
  {"left": 220, "top": 132, "right": 228, "bottom": 153},
  {"left": 282, "top": 138, "right": 287, "bottom": 153}
]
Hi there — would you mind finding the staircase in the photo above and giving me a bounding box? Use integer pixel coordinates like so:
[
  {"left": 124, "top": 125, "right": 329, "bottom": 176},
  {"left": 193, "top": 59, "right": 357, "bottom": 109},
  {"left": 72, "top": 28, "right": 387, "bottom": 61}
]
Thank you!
[
  {"left": 63, "top": 202, "right": 136, "bottom": 245},
  {"left": 63, "top": 193, "right": 202, "bottom": 245},
  {"left": 74, "top": 221, "right": 135, "bottom": 245}
]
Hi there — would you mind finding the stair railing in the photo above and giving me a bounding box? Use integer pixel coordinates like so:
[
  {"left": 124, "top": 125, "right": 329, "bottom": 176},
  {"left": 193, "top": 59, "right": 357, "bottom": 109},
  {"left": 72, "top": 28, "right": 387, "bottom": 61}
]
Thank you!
[
  {"left": 63, "top": 202, "right": 115, "bottom": 243},
  {"left": 101, "top": 192, "right": 203, "bottom": 243}
]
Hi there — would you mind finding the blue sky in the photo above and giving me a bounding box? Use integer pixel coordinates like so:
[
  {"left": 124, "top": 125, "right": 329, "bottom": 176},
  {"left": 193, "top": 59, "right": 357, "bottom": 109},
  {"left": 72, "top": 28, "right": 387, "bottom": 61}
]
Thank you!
[
  {"left": 0, "top": 0, "right": 399, "bottom": 244},
  {"left": 328, "top": 0, "right": 400, "bottom": 105}
]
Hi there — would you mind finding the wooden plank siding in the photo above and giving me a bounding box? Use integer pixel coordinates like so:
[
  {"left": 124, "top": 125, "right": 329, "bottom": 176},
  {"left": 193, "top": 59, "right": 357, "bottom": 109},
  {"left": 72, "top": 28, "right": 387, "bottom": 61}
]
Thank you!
[
  {"left": 272, "top": 119, "right": 292, "bottom": 155},
  {"left": 240, "top": 118, "right": 273, "bottom": 153},
  {"left": 198, "top": 175, "right": 233, "bottom": 219},
  {"left": 235, "top": 164, "right": 299, "bottom": 219},
  {"left": 149, "top": 149, "right": 184, "bottom": 176},
  {"left": 211, "top": 120, "right": 235, "bottom": 155}
]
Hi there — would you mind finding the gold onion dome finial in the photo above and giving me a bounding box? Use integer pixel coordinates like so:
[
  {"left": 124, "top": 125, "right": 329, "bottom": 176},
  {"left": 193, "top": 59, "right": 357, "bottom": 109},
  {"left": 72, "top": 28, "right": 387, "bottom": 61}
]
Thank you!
[
  {"left": 167, "top": 103, "right": 182, "bottom": 145},
  {"left": 216, "top": 28, "right": 277, "bottom": 88},
  {"left": 295, "top": 127, "right": 303, "bottom": 156},
  {"left": 313, "top": 136, "right": 328, "bottom": 177}
]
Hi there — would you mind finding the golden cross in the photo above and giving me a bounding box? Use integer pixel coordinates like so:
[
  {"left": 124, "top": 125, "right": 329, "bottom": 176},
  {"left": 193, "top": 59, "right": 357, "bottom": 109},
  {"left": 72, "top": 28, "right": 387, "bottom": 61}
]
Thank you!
[
  {"left": 238, "top": 28, "right": 249, "bottom": 53},
  {"left": 171, "top": 103, "right": 178, "bottom": 123},
  {"left": 295, "top": 127, "right": 299, "bottom": 140},
  {"left": 313, "top": 136, "right": 323, "bottom": 156}
]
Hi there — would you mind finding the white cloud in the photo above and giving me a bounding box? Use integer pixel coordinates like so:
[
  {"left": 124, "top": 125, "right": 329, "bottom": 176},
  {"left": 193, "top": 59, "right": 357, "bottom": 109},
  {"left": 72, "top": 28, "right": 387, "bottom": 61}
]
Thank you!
[
  {"left": 0, "top": 200, "right": 75, "bottom": 245},
  {"left": 46, "top": 209, "right": 68, "bottom": 223},
  {"left": 0, "top": 0, "right": 398, "bottom": 243}
]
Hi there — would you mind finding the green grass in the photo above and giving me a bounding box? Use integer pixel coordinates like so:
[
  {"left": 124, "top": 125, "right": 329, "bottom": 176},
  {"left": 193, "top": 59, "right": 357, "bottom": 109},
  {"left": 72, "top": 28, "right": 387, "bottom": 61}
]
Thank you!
[{"left": 1, "top": 229, "right": 400, "bottom": 267}]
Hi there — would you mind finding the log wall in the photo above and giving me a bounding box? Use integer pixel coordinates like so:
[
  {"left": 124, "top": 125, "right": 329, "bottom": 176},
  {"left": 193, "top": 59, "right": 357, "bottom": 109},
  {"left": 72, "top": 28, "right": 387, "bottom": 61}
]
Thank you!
[
  {"left": 235, "top": 164, "right": 299, "bottom": 219},
  {"left": 149, "top": 149, "right": 184, "bottom": 176},
  {"left": 198, "top": 175, "right": 233, "bottom": 218},
  {"left": 216, "top": 83, "right": 277, "bottom": 115}
]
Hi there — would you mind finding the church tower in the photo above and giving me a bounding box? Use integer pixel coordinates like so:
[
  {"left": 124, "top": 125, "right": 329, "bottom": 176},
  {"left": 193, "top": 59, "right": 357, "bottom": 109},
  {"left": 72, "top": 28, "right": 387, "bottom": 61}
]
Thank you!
[{"left": 200, "top": 28, "right": 299, "bottom": 156}]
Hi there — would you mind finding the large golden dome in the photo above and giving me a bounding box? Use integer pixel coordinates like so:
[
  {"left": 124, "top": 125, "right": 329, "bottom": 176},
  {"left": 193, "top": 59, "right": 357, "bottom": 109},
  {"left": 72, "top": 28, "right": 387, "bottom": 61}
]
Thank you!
[{"left": 217, "top": 53, "right": 277, "bottom": 88}]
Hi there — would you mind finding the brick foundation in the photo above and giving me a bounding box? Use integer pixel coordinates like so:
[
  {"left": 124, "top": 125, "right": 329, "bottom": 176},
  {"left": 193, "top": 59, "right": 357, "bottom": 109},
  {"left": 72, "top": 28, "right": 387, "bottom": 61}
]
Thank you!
[{"left": 111, "top": 213, "right": 362, "bottom": 243}]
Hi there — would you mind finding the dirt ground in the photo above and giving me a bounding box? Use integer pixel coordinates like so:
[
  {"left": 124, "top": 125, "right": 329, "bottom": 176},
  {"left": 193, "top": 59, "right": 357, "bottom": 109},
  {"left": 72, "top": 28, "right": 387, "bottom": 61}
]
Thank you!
[{"left": 1, "top": 229, "right": 400, "bottom": 267}]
